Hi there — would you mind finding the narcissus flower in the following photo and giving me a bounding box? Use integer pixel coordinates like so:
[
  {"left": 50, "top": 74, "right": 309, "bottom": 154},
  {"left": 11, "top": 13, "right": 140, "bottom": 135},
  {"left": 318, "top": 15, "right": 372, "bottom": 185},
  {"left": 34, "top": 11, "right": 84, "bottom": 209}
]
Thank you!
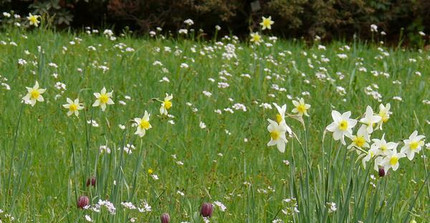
[
  {"left": 326, "top": 111, "right": 357, "bottom": 145},
  {"left": 273, "top": 103, "right": 286, "bottom": 123},
  {"left": 347, "top": 125, "right": 370, "bottom": 150},
  {"left": 400, "top": 131, "right": 425, "bottom": 160},
  {"left": 27, "top": 13, "right": 40, "bottom": 27},
  {"left": 250, "top": 32, "right": 262, "bottom": 45},
  {"left": 359, "top": 106, "right": 381, "bottom": 133},
  {"left": 260, "top": 16, "right": 274, "bottom": 30},
  {"left": 92, "top": 87, "right": 114, "bottom": 111},
  {"left": 377, "top": 103, "right": 392, "bottom": 129},
  {"left": 370, "top": 134, "right": 397, "bottom": 156},
  {"left": 134, "top": 111, "right": 152, "bottom": 137},
  {"left": 291, "top": 98, "right": 310, "bottom": 117},
  {"left": 22, "top": 81, "right": 46, "bottom": 106},
  {"left": 160, "top": 93, "right": 173, "bottom": 115},
  {"left": 63, "top": 98, "right": 84, "bottom": 117},
  {"left": 381, "top": 149, "right": 405, "bottom": 173},
  {"left": 267, "top": 119, "right": 291, "bottom": 153}
]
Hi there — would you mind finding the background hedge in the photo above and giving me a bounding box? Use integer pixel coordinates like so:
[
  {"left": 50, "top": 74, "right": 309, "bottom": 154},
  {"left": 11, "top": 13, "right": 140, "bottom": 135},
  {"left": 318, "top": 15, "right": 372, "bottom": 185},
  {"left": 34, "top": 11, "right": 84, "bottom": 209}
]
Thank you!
[{"left": 1, "top": 0, "right": 429, "bottom": 44}]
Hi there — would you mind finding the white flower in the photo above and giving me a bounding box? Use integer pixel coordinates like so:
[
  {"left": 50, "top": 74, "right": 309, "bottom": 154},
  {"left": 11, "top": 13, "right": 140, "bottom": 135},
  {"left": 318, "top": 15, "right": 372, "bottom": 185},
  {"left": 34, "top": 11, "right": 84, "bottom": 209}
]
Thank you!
[
  {"left": 400, "top": 131, "right": 425, "bottom": 160},
  {"left": 273, "top": 103, "right": 287, "bottom": 123},
  {"left": 22, "top": 81, "right": 46, "bottom": 106},
  {"left": 381, "top": 149, "right": 405, "bottom": 173},
  {"left": 359, "top": 106, "right": 381, "bottom": 133},
  {"left": 63, "top": 98, "right": 84, "bottom": 117},
  {"left": 92, "top": 87, "right": 114, "bottom": 111},
  {"left": 84, "top": 215, "right": 93, "bottom": 222},
  {"left": 134, "top": 111, "right": 152, "bottom": 137},
  {"left": 377, "top": 103, "right": 391, "bottom": 129},
  {"left": 370, "top": 134, "right": 397, "bottom": 157},
  {"left": 199, "top": 121, "right": 207, "bottom": 129},
  {"left": 184, "top": 19, "right": 194, "bottom": 26},
  {"left": 160, "top": 93, "right": 173, "bottom": 115},
  {"left": 267, "top": 119, "right": 291, "bottom": 153},
  {"left": 291, "top": 98, "right": 310, "bottom": 117},
  {"left": 347, "top": 125, "right": 370, "bottom": 149},
  {"left": 213, "top": 201, "right": 227, "bottom": 212},
  {"left": 326, "top": 111, "right": 357, "bottom": 145}
]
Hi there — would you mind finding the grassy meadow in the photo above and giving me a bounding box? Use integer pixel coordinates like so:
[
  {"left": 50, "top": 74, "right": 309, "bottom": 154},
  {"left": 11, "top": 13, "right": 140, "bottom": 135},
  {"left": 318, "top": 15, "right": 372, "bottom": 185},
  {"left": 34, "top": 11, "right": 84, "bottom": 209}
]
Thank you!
[{"left": 0, "top": 26, "right": 429, "bottom": 223}]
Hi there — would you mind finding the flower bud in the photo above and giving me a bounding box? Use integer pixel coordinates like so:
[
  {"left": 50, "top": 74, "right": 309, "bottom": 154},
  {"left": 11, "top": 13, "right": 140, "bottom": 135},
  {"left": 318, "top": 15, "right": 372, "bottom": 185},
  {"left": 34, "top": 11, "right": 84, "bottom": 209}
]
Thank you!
[
  {"left": 77, "top": 195, "right": 89, "bottom": 209},
  {"left": 160, "top": 213, "right": 170, "bottom": 223},
  {"left": 200, "top": 202, "right": 213, "bottom": 217},
  {"left": 378, "top": 167, "right": 385, "bottom": 177},
  {"left": 86, "top": 176, "right": 96, "bottom": 187}
]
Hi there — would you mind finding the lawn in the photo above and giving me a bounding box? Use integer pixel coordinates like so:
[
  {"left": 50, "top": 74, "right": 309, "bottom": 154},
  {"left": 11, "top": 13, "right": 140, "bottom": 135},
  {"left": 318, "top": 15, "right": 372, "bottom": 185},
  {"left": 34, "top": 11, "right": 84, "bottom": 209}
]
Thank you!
[{"left": 0, "top": 27, "right": 429, "bottom": 222}]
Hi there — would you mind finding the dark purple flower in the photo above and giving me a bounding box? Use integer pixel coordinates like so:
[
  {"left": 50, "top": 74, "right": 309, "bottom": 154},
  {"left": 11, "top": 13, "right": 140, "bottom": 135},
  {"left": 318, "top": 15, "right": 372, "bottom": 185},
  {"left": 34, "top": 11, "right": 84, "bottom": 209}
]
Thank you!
[
  {"left": 378, "top": 167, "right": 385, "bottom": 177},
  {"left": 77, "top": 195, "right": 89, "bottom": 209},
  {"left": 86, "top": 177, "right": 96, "bottom": 187},
  {"left": 200, "top": 202, "right": 213, "bottom": 217},
  {"left": 160, "top": 213, "right": 170, "bottom": 223}
]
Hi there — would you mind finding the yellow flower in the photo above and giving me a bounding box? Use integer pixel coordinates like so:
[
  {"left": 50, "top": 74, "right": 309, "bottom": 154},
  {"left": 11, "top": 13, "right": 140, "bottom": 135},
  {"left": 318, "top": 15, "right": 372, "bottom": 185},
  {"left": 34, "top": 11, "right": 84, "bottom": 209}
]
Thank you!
[
  {"left": 260, "top": 16, "right": 274, "bottom": 30},
  {"left": 22, "top": 81, "right": 46, "bottom": 106},
  {"left": 27, "top": 13, "right": 40, "bottom": 27},
  {"left": 250, "top": 32, "right": 262, "bottom": 45},
  {"left": 63, "top": 98, "right": 84, "bottom": 117}
]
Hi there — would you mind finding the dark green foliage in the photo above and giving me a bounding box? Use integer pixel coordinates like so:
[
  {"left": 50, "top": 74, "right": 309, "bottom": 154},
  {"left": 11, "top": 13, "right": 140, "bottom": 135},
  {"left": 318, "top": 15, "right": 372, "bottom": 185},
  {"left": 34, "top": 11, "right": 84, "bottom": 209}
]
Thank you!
[{"left": 1, "top": 0, "right": 429, "bottom": 44}]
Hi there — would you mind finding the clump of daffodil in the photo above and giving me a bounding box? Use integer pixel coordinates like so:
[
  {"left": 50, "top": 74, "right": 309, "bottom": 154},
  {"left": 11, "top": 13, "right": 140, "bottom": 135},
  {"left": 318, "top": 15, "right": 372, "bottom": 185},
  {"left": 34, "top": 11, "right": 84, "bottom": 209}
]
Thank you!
[
  {"left": 325, "top": 110, "right": 357, "bottom": 145},
  {"left": 160, "top": 93, "right": 173, "bottom": 115},
  {"left": 22, "top": 81, "right": 46, "bottom": 106},
  {"left": 63, "top": 98, "right": 84, "bottom": 117},
  {"left": 260, "top": 16, "right": 274, "bottom": 30},
  {"left": 27, "top": 13, "right": 40, "bottom": 27},
  {"left": 291, "top": 98, "right": 310, "bottom": 117},
  {"left": 92, "top": 87, "right": 114, "bottom": 111},
  {"left": 250, "top": 32, "right": 262, "bottom": 45},
  {"left": 134, "top": 111, "right": 152, "bottom": 137},
  {"left": 400, "top": 130, "right": 425, "bottom": 160}
]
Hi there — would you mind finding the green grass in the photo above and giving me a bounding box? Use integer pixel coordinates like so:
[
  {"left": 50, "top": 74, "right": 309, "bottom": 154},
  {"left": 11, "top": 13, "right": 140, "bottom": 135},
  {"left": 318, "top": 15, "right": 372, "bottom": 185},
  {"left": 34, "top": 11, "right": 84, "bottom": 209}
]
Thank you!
[{"left": 0, "top": 27, "right": 429, "bottom": 222}]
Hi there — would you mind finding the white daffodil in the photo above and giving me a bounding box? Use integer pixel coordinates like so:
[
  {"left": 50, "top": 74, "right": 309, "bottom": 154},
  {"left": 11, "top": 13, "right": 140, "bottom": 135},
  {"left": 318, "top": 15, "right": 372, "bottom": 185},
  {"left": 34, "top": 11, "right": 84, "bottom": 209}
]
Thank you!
[
  {"left": 400, "top": 131, "right": 425, "bottom": 160},
  {"left": 326, "top": 110, "right": 357, "bottom": 145},
  {"left": 27, "top": 13, "right": 40, "bottom": 27},
  {"left": 370, "top": 134, "right": 397, "bottom": 157},
  {"left": 377, "top": 103, "right": 391, "bottom": 130},
  {"left": 347, "top": 125, "right": 370, "bottom": 150},
  {"left": 273, "top": 103, "right": 286, "bottom": 124},
  {"left": 134, "top": 111, "right": 152, "bottom": 137},
  {"left": 63, "top": 98, "right": 84, "bottom": 117},
  {"left": 160, "top": 93, "right": 173, "bottom": 115},
  {"left": 267, "top": 119, "right": 291, "bottom": 153},
  {"left": 359, "top": 106, "right": 381, "bottom": 133},
  {"left": 260, "top": 16, "right": 274, "bottom": 30},
  {"left": 361, "top": 146, "right": 379, "bottom": 169},
  {"left": 291, "top": 98, "right": 311, "bottom": 117},
  {"left": 22, "top": 81, "right": 46, "bottom": 106},
  {"left": 92, "top": 87, "right": 114, "bottom": 111},
  {"left": 381, "top": 149, "right": 405, "bottom": 173},
  {"left": 250, "top": 32, "right": 262, "bottom": 45}
]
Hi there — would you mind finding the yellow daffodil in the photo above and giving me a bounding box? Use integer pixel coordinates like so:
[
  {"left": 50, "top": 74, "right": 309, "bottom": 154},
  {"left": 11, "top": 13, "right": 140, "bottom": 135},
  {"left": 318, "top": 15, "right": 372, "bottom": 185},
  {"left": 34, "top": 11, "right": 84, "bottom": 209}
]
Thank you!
[{"left": 250, "top": 32, "right": 262, "bottom": 45}]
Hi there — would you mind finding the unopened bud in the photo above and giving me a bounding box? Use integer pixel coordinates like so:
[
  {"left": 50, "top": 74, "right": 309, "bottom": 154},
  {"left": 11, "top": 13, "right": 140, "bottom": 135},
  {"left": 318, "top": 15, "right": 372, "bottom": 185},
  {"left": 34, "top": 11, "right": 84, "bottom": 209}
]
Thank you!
[
  {"left": 378, "top": 167, "right": 385, "bottom": 177},
  {"left": 77, "top": 195, "right": 89, "bottom": 209},
  {"left": 200, "top": 202, "right": 213, "bottom": 217},
  {"left": 160, "top": 213, "right": 170, "bottom": 223},
  {"left": 86, "top": 176, "right": 96, "bottom": 187}
]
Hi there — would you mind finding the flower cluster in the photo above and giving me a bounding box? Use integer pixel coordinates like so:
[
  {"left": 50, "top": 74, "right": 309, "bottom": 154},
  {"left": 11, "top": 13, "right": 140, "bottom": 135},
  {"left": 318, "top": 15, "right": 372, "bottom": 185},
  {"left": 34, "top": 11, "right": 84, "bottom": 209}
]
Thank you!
[{"left": 326, "top": 104, "right": 426, "bottom": 174}]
